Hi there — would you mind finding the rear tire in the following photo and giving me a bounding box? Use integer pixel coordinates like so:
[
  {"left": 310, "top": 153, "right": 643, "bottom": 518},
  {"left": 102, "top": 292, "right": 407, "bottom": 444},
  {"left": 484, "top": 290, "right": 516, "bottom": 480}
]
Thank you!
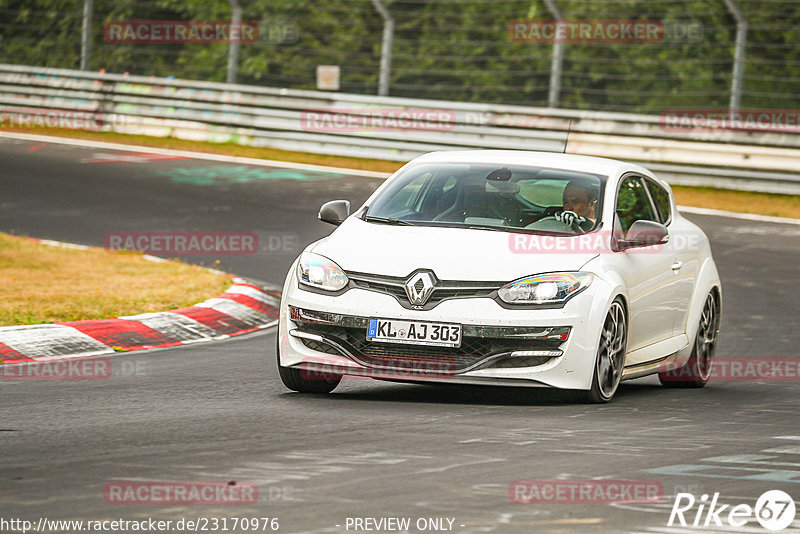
[
  {"left": 582, "top": 298, "right": 627, "bottom": 403},
  {"left": 276, "top": 336, "right": 341, "bottom": 393},
  {"left": 659, "top": 291, "right": 718, "bottom": 388}
]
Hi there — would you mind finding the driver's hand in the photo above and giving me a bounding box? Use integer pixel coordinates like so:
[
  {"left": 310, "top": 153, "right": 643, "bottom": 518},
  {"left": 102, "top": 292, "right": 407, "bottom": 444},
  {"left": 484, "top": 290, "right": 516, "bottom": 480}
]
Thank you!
[{"left": 555, "top": 210, "right": 587, "bottom": 228}]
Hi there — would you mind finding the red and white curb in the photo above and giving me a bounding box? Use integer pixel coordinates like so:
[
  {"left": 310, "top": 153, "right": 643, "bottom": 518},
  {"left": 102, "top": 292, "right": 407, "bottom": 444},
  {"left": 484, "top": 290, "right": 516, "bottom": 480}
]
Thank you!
[{"left": 0, "top": 276, "right": 280, "bottom": 364}]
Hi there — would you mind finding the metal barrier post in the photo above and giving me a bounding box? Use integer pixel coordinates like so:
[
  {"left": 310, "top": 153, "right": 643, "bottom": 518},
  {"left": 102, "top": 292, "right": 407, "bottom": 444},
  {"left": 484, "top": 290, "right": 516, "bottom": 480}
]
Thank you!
[
  {"left": 722, "top": 0, "right": 748, "bottom": 111},
  {"left": 80, "top": 0, "right": 93, "bottom": 70},
  {"left": 226, "top": 0, "right": 242, "bottom": 84},
  {"left": 543, "top": 0, "right": 564, "bottom": 109},
  {"left": 370, "top": 0, "right": 394, "bottom": 96}
]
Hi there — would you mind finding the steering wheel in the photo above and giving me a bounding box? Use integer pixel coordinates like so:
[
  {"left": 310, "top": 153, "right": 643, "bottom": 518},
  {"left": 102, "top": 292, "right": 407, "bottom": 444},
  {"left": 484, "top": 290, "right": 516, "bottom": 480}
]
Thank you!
[
  {"left": 542, "top": 206, "right": 561, "bottom": 217},
  {"left": 522, "top": 205, "right": 560, "bottom": 226},
  {"left": 526, "top": 207, "right": 588, "bottom": 235}
]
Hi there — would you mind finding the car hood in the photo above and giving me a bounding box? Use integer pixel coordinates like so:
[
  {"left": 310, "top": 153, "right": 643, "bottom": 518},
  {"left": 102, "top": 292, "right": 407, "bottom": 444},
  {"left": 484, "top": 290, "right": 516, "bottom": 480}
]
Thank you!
[{"left": 309, "top": 217, "right": 598, "bottom": 281}]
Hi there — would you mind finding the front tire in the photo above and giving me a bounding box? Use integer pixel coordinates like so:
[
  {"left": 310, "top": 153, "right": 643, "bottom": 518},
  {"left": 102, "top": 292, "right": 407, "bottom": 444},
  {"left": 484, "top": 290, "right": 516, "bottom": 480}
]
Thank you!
[
  {"left": 276, "top": 336, "right": 341, "bottom": 393},
  {"left": 659, "top": 291, "right": 719, "bottom": 388},
  {"left": 583, "top": 298, "right": 627, "bottom": 403}
]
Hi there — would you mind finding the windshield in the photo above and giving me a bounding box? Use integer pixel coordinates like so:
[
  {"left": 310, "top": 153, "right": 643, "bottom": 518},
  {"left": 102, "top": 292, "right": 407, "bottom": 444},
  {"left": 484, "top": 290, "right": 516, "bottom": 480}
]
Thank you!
[{"left": 365, "top": 162, "right": 606, "bottom": 234}]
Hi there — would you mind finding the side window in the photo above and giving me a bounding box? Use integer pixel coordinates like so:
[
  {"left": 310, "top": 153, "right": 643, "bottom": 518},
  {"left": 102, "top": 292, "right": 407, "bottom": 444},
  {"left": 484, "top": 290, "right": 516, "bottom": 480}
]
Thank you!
[
  {"left": 616, "top": 176, "right": 657, "bottom": 233},
  {"left": 644, "top": 180, "right": 672, "bottom": 225}
]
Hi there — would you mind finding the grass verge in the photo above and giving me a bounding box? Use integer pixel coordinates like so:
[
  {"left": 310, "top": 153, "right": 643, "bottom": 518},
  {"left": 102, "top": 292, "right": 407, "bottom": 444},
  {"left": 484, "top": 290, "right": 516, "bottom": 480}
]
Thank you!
[
  {"left": 2, "top": 127, "right": 799, "bottom": 219},
  {"left": 672, "top": 185, "right": 800, "bottom": 219},
  {"left": 0, "top": 233, "right": 231, "bottom": 326}
]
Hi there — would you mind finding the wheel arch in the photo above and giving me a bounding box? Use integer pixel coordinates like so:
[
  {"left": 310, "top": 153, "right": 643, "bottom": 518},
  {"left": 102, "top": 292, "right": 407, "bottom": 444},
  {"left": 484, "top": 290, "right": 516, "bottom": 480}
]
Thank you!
[
  {"left": 682, "top": 257, "right": 722, "bottom": 340},
  {"left": 671, "top": 258, "right": 722, "bottom": 367},
  {"left": 591, "top": 270, "right": 630, "bottom": 323}
]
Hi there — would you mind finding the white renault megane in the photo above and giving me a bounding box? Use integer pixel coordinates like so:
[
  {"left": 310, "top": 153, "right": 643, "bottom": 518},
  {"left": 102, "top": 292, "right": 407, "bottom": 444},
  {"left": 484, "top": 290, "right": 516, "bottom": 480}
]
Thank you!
[{"left": 277, "top": 151, "right": 721, "bottom": 402}]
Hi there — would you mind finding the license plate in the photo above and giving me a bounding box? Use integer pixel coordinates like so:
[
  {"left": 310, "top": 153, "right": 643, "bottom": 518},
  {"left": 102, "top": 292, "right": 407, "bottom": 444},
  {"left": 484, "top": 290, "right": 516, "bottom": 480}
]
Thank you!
[{"left": 367, "top": 318, "right": 462, "bottom": 348}]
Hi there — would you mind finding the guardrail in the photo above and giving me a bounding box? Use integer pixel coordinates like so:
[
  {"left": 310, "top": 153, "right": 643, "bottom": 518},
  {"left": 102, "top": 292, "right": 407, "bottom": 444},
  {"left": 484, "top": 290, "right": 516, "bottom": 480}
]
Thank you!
[{"left": 1, "top": 63, "right": 799, "bottom": 195}]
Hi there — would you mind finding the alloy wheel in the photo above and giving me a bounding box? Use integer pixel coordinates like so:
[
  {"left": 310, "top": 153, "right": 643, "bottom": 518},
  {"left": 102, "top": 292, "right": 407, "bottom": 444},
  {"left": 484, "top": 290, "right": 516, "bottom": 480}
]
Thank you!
[
  {"left": 596, "top": 301, "right": 627, "bottom": 399},
  {"left": 694, "top": 292, "right": 718, "bottom": 381}
]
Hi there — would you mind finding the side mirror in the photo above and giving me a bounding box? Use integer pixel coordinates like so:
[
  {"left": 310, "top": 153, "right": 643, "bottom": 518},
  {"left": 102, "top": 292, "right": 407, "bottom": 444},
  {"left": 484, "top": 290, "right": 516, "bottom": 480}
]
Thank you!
[
  {"left": 318, "top": 200, "right": 350, "bottom": 226},
  {"left": 617, "top": 220, "right": 669, "bottom": 250}
]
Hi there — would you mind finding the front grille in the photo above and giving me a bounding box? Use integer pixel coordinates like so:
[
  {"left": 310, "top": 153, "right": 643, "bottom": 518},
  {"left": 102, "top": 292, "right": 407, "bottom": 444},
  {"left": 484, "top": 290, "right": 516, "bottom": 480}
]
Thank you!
[
  {"left": 348, "top": 277, "right": 407, "bottom": 300},
  {"left": 347, "top": 271, "right": 502, "bottom": 310},
  {"left": 294, "top": 321, "right": 564, "bottom": 374}
]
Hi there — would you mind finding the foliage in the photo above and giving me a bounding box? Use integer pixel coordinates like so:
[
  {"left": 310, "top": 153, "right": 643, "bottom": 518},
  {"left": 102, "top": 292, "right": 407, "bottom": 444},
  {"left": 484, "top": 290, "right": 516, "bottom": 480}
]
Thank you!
[{"left": 0, "top": 0, "right": 798, "bottom": 112}]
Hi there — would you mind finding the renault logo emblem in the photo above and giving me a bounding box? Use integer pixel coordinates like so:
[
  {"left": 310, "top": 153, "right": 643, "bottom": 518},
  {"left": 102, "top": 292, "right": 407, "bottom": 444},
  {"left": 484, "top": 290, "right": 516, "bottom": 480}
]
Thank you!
[{"left": 404, "top": 270, "right": 437, "bottom": 305}]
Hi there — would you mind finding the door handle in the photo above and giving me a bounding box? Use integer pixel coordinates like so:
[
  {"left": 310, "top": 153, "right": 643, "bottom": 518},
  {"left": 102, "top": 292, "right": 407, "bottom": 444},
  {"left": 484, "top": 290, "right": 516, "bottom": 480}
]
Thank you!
[{"left": 671, "top": 261, "right": 683, "bottom": 272}]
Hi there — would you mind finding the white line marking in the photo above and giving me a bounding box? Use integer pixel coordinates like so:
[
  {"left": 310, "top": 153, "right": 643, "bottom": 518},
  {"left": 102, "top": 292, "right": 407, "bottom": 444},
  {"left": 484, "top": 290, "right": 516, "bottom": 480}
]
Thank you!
[
  {"left": 763, "top": 445, "right": 800, "bottom": 454},
  {"left": 39, "top": 239, "right": 91, "bottom": 250},
  {"left": 0, "top": 131, "right": 392, "bottom": 178},
  {"left": 678, "top": 205, "right": 800, "bottom": 225},
  {"left": 142, "top": 254, "right": 170, "bottom": 263}
]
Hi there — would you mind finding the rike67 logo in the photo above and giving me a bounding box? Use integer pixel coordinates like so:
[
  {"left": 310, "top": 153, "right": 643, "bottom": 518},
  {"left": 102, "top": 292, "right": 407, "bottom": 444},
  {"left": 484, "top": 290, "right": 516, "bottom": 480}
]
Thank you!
[{"left": 669, "top": 490, "right": 796, "bottom": 531}]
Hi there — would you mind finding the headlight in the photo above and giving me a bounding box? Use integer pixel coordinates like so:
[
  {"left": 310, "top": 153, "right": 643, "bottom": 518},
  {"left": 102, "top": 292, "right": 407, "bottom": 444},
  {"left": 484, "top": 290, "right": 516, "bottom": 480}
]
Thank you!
[
  {"left": 498, "top": 272, "right": 593, "bottom": 305},
  {"left": 297, "top": 252, "right": 349, "bottom": 292}
]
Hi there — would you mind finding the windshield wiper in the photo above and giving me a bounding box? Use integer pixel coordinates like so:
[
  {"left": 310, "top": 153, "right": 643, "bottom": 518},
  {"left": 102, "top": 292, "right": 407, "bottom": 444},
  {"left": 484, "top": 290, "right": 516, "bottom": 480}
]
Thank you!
[
  {"left": 363, "top": 215, "right": 415, "bottom": 226},
  {"left": 462, "top": 222, "right": 580, "bottom": 236}
]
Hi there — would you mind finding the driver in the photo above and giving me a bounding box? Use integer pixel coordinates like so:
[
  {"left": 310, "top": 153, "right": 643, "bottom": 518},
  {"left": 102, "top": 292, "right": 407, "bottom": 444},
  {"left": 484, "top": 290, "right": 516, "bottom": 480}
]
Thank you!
[{"left": 555, "top": 179, "right": 598, "bottom": 230}]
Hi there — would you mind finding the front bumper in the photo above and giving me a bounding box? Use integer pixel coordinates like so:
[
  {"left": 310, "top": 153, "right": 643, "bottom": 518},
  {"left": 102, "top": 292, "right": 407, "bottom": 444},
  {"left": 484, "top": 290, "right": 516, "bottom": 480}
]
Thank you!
[{"left": 279, "top": 275, "right": 605, "bottom": 391}]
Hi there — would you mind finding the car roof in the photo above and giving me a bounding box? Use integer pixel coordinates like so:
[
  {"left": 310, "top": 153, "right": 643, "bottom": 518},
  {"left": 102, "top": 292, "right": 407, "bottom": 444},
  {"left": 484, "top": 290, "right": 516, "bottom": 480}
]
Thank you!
[{"left": 412, "top": 150, "right": 653, "bottom": 179}]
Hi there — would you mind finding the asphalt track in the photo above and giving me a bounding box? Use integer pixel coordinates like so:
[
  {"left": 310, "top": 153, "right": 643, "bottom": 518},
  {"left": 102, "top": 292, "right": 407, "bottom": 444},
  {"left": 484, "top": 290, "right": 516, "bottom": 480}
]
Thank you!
[{"left": 1, "top": 136, "right": 799, "bottom": 534}]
